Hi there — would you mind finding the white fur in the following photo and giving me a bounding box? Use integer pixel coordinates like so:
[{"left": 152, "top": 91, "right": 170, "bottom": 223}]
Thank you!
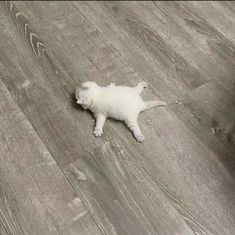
[{"left": 75, "top": 81, "right": 166, "bottom": 142}]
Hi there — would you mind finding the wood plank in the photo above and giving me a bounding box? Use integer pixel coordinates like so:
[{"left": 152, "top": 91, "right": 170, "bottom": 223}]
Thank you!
[
  {"left": 0, "top": 79, "right": 102, "bottom": 234},
  {"left": 64, "top": 146, "right": 197, "bottom": 235},
  {"left": 0, "top": 1, "right": 98, "bottom": 167},
  {"left": 151, "top": 1, "right": 235, "bottom": 91},
  {"left": 1, "top": 2, "right": 235, "bottom": 235},
  {"left": 186, "top": 1, "right": 235, "bottom": 44},
  {"left": 184, "top": 82, "right": 235, "bottom": 144}
]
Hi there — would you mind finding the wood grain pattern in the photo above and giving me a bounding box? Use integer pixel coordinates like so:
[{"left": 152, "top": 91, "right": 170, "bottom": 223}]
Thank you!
[
  {"left": 0, "top": 78, "right": 101, "bottom": 235},
  {"left": 0, "top": 1, "right": 235, "bottom": 235}
]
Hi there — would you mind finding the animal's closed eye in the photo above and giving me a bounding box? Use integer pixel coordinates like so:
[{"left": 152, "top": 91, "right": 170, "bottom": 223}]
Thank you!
[{"left": 80, "top": 86, "right": 89, "bottom": 90}]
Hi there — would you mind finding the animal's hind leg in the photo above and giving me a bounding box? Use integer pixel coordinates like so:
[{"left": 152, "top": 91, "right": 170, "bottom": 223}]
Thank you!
[
  {"left": 125, "top": 117, "right": 145, "bottom": 143},
  {"left": 135, "top": 82, "right": 148, "bottom": 94}
]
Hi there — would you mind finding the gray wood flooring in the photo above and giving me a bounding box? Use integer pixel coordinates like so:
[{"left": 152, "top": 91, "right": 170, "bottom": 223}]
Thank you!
[{"left": 0, "top": 1, "right": 235, "bottom": 235}]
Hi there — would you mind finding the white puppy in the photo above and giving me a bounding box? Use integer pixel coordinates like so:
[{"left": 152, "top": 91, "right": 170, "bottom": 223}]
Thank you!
[{"left": 75, "top": 81, "right": 166, "bottom": 142}]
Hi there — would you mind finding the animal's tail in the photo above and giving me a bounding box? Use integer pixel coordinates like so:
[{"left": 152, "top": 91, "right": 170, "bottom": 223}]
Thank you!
[{"left": 141, "top": 100, "right": 167, "bottom": 111}]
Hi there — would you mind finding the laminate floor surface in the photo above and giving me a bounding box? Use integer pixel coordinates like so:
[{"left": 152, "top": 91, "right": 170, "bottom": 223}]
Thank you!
[{"left": 0, "top": 1, "right": 235, "bottom": 235}]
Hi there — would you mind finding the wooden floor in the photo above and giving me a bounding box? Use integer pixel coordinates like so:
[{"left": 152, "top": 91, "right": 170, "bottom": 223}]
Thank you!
[{"left": 0, "top": 1, "right": 235, "bottom": 234}]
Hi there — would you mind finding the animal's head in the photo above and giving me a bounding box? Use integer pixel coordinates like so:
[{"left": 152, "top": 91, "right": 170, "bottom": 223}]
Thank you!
[{"left": 75, "top": 81, "right": 99, "bottom": 110}]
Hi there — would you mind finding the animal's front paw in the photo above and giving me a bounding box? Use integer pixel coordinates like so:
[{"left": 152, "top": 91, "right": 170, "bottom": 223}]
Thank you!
[
  {"left": 135, "top": 134, "right": 145, "bottom": 143},
  {"left": 93, "top": 128, "right": 103, "bottom": 137}
]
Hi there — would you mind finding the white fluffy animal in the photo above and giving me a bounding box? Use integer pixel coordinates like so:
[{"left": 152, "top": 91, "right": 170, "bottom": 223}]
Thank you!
[{"left": 75, "top": 81, "right": 166, "bottom": 142}]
